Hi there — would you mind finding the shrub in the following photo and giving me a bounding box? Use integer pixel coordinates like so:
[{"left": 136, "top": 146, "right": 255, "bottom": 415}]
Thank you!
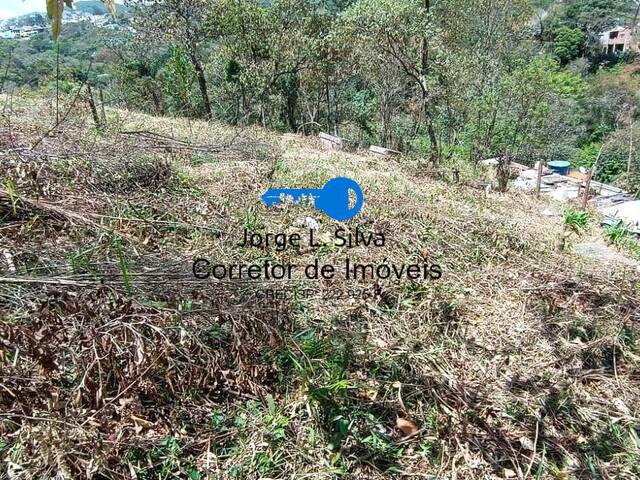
[
  {"left": 553, "top": 27, "right": 586, "bottom": 64},
  {"left": 564, "top": 209, "right": 590, "bottom": 233}
]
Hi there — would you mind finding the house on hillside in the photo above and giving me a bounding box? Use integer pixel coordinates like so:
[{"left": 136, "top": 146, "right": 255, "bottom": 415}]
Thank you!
[
  {"left": 0, "top": 25, "right": 45, "bottom": 40},
  {"left": 600, "top": 26, "right": 639, "bottom": 55},
  {"left": 17, "top": 25, "right": 45, "bottom": 38}
]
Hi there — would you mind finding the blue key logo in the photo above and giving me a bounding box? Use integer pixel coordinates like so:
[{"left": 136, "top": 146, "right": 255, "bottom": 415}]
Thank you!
[{"left": 262, "top": 177, "right": 364, "bottom": 221}]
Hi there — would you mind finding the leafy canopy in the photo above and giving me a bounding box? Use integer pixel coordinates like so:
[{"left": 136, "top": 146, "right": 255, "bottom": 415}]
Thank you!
[{"left": 553, "top": 27, "right": 585, "bottom": 64}]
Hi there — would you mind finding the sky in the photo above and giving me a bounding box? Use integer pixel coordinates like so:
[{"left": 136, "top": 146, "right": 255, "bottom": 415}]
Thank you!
[
  {"left": 0, "top": 0, "right": 123, "bottom": 20},
  {"left": 0, "top": 0, "right": 45, "bottom": 20}
]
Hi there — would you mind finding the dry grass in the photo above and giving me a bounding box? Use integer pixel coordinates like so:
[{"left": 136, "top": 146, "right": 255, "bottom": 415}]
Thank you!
[{"left": 1, "top": 96, "right": 639, "bottom": 480}]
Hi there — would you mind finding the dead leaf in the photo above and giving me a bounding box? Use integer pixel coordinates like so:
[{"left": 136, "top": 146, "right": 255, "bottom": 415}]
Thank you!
[
  {"left": 118, "top": 397, "right": 135, "bottom": 407},
  {"left": 396, "top": 417, "right": 418, "bottom": 437},
  {"left": 131, "top": 415, "right": 154, "bottom": 434},
  {"left": 503, "top": 468, "right": 516, "bottom": 478},
  {"left": 613, "top": 398, "right": 631, "bottom": 416},
  {"left": 46, "top": 0, "right": 63, "bottom": 39},
  {"left": 356, "top": 389, "right": 378, "bottom": 401},
  {"left": 102, "top": 0, "right": 117, "bottom": 16},
  {"left": 519, "top": 436, "right": 534, "bottom": 451},
  {"left": 373, "top": 338, "right": 388, "bottom": 349}
]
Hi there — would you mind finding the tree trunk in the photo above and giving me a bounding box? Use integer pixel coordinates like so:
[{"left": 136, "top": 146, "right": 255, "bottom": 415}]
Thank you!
[
  {"left": 98, "top": 87, "right": 107, "bottom": 126},
  {"left": 421, "top": 0, "right": 440, "bottom": 165},
  {"left": 424, "top": 104, "right": 439, "bottom": 164},
  {"left": 187, "top": 43, "right": 212, "bottom": 120},
  {"left": 151, "top": 87, "right": 164, "bottom": 115},
  {"left": 325, "top": 80, "right": 331, "bottom": 133},
  {"left": 285, "top": 75, "right": 299, "bottom": 132},
  {"left": 86, "top": 84, "right": 102, "bottom": 132},
  {"left": 241, "top": 85, "right": 248, "bottom": 123}
]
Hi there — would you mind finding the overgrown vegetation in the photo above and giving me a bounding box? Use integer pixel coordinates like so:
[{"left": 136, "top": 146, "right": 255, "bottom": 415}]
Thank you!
[
  {"left": 2, "top": 0, "right": 640, "bottom": 188},
  {"left": 1, "top": 92, "right": 639, "bottom": 479}
]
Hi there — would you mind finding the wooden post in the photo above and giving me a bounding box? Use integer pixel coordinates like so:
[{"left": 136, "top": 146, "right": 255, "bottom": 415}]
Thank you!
[
  {"left": 582, "top": 169, "right": 593, "bottom": 210},
  {"left": 86, "top": 84, "right": 102, "bottom": 132},
  {"left": 536, "top": 160, "right": 544, "bottom": 197},
  {"left": 99, "top": 88, "right": 107, "bottom": 125},
  {"left": 628, "top": 118, "right": 635, "bottom": 176}
]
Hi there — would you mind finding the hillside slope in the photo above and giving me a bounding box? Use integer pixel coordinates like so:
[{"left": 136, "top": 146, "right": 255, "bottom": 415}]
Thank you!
[{"left": 1, "top": 99, "right": 639, "bottom": 479}]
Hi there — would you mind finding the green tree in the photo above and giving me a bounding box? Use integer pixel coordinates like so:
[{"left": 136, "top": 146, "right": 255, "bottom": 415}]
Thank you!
[
  {"left": 212, "top": 0, "right": 327, "bottom": 129},
  {"left": 164, "top": 46, "right": 198, "bottom": 116},
  {"left": 339, "top": 0, "right": 442, "bottom": 163},
  {"left": 564, "top": 0, "right": 634, "bottom": 32},
  {"left": 434, "top": 0, "right": 536, "bottom": 163},
  {"left": 553, "top": 27, "right": 585, "bottom": 64},
  {"left": 132, "top": 0, "right": 214, "bottom": 119}
]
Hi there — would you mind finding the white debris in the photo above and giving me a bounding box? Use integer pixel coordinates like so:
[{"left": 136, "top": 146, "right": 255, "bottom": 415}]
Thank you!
[
  {"left": 521, "top": 169, "right": 539, "bottom": 180},
  {"left": 304, "top": 216, "right": 321, "bottom": 231},
  {"left": 512, "top": 177, "right": 536, "bottom": 191},
  {"left": 613, "top": 398, "right": 631, "bottom": 416},
  {"left": 481, "top": 158, "right": 499, "bottom": 166},
  {"left": 600, "top": 200, "right": 640, "bottom": 229},
  {"left": 1, "top": 249, "right": 16, "bottom": 274},
  {"left": 546, "top": 184, "right": 580, "bottom": 202}
]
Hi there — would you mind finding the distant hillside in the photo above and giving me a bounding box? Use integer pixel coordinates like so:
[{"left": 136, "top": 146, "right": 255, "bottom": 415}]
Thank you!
[
  {"left": 66, "top": 0, "right": 129, "bottom": 16},
  {"left": 0, "top": 13, "right": 47, "bottom": 30},
  {"left": 0, "top": 1, "right": 129, "bottom": 30}
]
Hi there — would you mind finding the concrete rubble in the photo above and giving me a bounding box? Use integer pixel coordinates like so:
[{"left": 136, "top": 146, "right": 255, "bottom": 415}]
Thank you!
[
  {"left": 319, "top": 132, "right": 345, "bottom": 151},
  {"left": 600, "top": 200, "right": 640, "bottom": 234},
  {"left": 510, "top": 164, "right": 640, "bottom": 235},
  {"left": 574, "top": 242, "right": 640, "bottom": 269},
  {"left": 369, "top": 145, "right": 401, "bottom": 157}
]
